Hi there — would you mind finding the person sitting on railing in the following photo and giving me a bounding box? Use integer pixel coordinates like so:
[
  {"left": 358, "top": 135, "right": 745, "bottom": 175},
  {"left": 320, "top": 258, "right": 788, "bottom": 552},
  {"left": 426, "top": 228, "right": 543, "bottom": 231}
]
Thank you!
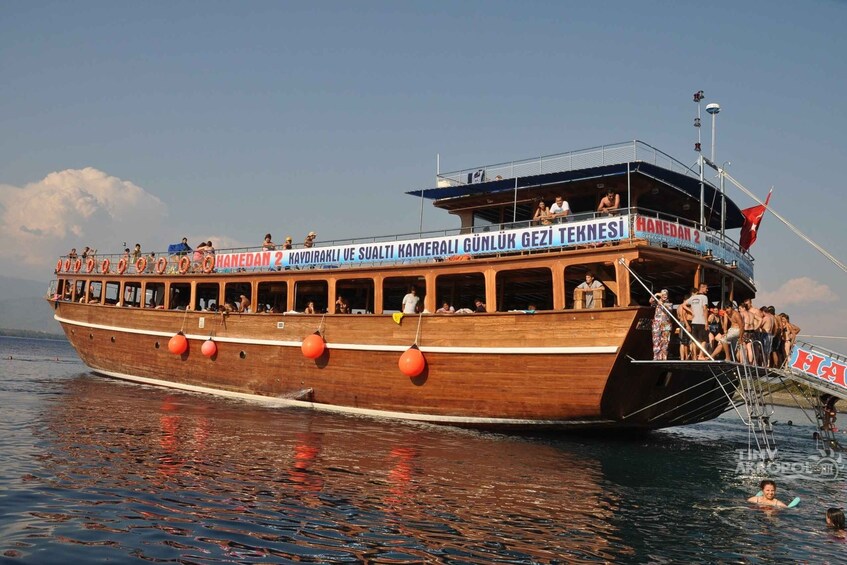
[
  {"left": 533, "top": 201, "right": 552, "bottom": 225},
  {"left": 597, "top": 189, "right": 620, "bottom": 215},
  {"left": 549, "top": 195, "right": 570, "bottom": 222}
]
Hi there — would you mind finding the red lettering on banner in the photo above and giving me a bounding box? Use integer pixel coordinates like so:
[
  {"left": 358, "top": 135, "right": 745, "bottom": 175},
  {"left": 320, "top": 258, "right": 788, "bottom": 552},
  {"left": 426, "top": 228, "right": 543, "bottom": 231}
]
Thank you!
[
  {"left": 636, "top": 216, "right": 646, "bottom": 231},
  {"left": 819, "top": 360, "right": 847, "bottom": 389},
  {"left": 792, "top": 349, "right": 825, "bottom": 376},
  {"left": 238, "top": 254, "right": 246, "bottom": 267}
]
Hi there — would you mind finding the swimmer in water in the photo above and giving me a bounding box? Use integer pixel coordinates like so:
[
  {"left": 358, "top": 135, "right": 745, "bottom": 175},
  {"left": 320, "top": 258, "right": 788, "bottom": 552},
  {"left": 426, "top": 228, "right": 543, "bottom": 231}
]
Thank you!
[
  {"left": 747, "top": 479, "right": 787, "bottom": 507},
  {"left": 826, "top": 507, "right": 845, "bottom": 531}
]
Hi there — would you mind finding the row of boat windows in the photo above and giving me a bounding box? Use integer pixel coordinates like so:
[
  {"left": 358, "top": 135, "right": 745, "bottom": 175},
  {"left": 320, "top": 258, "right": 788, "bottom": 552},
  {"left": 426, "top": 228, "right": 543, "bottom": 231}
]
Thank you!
[{"left": 55, "top": 262, "right": 620, "bottom": 313}]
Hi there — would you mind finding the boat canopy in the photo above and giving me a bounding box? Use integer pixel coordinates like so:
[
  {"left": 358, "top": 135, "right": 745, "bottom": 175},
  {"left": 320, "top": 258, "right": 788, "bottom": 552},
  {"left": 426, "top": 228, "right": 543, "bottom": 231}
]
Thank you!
[{"left": 407, "top": 160, "right": 745, "bottom": 230}]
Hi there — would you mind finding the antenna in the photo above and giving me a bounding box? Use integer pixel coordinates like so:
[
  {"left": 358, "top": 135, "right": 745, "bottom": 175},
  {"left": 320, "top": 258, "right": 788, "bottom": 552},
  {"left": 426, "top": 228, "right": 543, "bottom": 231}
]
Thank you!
[
  {"left": 706, "top": 102, "right": 721, "bottom": 162},
  {"left": 693, "top": 90, "right": 705, "bottom": 226}
]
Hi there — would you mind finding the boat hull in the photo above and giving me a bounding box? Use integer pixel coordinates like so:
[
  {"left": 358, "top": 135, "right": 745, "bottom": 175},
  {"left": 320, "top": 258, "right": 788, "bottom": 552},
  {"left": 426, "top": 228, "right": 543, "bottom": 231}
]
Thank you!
[{"left": 52, "top": 301, "right": 736, "bottom": 430}]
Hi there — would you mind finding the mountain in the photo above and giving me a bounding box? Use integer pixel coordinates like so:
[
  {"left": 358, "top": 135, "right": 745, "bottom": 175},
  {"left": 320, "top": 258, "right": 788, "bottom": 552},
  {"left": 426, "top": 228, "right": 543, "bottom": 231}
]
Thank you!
[{"left": 0, "top": 275, "right": 64, "bottom": 335}]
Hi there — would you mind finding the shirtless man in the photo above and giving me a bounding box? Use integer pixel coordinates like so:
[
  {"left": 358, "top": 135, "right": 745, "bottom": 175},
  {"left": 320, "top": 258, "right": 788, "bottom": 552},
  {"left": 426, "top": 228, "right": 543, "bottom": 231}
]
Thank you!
[
  {"left": 747, "top": 480, "right": 787, "bottom": 507},
  {"left": 739, "top": 300, "right": 758, "bottom": 364},
  {"left": 597, "top": 189, "right": 620, "bottom": 215},
  {"left": 711, "top": 302, "right": 744, "bottom": 361},
  {"left": 758, "top": 306, "right": 776, "bottom": 367}
]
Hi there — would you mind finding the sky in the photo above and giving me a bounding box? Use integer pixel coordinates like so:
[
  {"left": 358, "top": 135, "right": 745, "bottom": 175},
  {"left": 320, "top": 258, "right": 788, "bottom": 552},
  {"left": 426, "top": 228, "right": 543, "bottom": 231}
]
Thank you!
[{"left": 1, "top": 0, "right": 845, "bottom": 344}]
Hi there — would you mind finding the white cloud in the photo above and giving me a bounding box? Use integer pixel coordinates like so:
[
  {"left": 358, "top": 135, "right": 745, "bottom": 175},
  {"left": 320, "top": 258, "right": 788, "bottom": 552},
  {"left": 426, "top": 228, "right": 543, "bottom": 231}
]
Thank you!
[
  {"left": 756, "top": 276, "right": 838, "bottom": 307},
  {"left": 0, "top": 168, "right": 167, "bottom": 278}
]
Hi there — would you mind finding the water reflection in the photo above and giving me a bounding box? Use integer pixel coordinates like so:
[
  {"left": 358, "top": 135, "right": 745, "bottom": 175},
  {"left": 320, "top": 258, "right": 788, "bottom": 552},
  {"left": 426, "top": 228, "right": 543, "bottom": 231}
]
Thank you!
[{"left": 24, "top": 375, "right": 626, "bottom": 563}]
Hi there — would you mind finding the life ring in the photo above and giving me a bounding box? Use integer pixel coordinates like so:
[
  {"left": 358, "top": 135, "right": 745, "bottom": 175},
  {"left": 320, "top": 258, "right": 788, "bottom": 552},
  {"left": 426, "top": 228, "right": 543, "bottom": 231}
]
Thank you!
[
  {"left": 202, "top": 255, "right": 215, "bottom": 274},
  {"left": 135, "top": 257, "right": 147, "bottom": 273},
  {"left": 73, "top": 258, "right": 82, "bottom": 273},
  {"left": 117, "top": 258, "right": 128, "bottom": 274},
  {"left": 63, "top": 259, "right": 72, "bottom": 272},
  {"left": 155, "top": 257, "right": 167, "bottom": 274},
  {"left": 100, "top": 258, "right": 111, "bottom": 274},
  {"left": 56, "top": 259, "right": 63, "bottom": 273},
  {"left": 85, "top": 258, "right": 96, "bottom": 273},
  {"left": 178, "top": 256, "right": 191, "bottom": 274}
]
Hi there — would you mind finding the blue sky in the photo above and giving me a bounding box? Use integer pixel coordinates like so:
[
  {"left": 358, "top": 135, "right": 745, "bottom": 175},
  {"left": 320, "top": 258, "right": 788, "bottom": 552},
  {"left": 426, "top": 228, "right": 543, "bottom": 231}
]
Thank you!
[{"left": 2, "top": 1, "right": 845, "bottom": 341}]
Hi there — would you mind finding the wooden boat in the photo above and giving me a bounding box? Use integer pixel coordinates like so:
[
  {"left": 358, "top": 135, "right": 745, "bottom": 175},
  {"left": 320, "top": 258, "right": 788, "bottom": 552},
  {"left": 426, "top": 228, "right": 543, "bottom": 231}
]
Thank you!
[{"left": 47, "top": 140, "right": 758, "bottom": 430}]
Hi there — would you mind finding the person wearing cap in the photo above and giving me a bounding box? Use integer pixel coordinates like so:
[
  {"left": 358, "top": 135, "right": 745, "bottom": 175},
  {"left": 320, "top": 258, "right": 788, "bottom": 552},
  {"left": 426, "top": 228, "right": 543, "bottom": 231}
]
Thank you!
[
  {"left": 649, "top": 289, "right": 672, "bottom": 360},
  {"left": 304, "top": 232, "right": 316, "bottom": 248},
  {"left": 282, "top": 236, "right": 293, "bottom": 251}
]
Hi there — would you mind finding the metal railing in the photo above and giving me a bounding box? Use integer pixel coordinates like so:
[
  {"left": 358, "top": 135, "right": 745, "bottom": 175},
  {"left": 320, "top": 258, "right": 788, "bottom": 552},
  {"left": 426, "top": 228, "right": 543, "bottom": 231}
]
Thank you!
[{"left": 436, "top": 140, "right": 698, "bottom": 186}]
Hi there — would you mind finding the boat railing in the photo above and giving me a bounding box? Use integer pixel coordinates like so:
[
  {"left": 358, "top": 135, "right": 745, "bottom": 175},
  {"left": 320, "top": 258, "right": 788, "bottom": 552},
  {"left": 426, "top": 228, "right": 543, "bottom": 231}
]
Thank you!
[
  {"left": 53, "top": 207, "right": 751, "bottom": 276},
  {"left": 435, "top": 140, "right": 698, "bottom": 186}
]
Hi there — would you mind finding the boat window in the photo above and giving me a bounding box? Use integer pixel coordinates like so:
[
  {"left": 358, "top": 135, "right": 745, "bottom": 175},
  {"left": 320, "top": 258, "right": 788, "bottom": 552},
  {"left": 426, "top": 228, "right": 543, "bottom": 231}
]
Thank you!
[
  {"left": 195, "top": 282, "right": 221, "bottom": 312},
  {"left": 336, "top": 278, "right": 374, "bottom": 314},
  {"left": 104, "top": 281, "right": 121, "bottom": 306},
  {"left": 169, "top": 282, "right": 192, "bottom": 310},
  {"left": 123, "top": 282, "right": 142, "bottom": 308},
  {"left": 257, "top": 281, "right": 286, "bottom": 313},
  {"left": 88, "top": 280, "right": 102, "bottom": 304},
  {"left": 294, "top": 280, "right": 327, "bottom": 313},
  {"left": 383, "top": 276, "right": 425, "bottom": 313},
  {"left": 495, "top": 268, "right": 553, "bottom": 311},
  {"left": 145, "top": 282, "right": 165, "bottom": 308},
  {"left": 223, "top": 282, "right": 251, "bottom": 311},
  {"left": 565, "top": 263, "right": 617, "bottom": 309},
  {"left": 433, "top": 272, "right": 484, "bottom": 312},
  {"left": 74, "top": 279, "right": 86, "bottom": 302}
]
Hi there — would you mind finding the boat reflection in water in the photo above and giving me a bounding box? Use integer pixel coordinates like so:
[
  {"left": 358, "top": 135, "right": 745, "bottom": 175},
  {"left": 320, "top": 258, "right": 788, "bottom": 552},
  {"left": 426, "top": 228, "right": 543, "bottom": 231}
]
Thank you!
[{"left": 30, "top": 374, "right": 628, "bottom": 563}]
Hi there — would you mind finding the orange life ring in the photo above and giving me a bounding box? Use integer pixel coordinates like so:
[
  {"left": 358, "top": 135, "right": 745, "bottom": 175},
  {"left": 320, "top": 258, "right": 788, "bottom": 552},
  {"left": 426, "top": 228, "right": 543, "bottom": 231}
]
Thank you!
[
  {"left": 73, "top": 258, "right": 82, "bottom": 273},
  {"left": 178, "top": 256, "right": 191, "bottom": 274},
  {"left": 117, "top": 258, "right": 128, "bottom": 274},
  {"left": 56, "top": 259, "right": 63, "bottom": 272},
  {"left": 85, "top": 258, "right": 96, "bottom": 273},
  {"left": 64, "top": 258, "right": 72, "bottom": 272},
  {"left": 155, "top": 257, "right": 167, "bottom": 274},
  {"left": 202, "top": 255, "right": 215, "bottom": 274},
  {"left": 135, "top": 257, "right": 147, "bottom": 273},
  {"left": 101, "top": 259, "right": 111, "bottom": 274}
]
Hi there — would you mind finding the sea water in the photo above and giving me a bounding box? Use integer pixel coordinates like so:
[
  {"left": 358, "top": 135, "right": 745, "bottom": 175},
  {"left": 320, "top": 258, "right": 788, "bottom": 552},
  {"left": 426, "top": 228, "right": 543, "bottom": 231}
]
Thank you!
[{"left": 1, "top": 335, "right": 845, "bottom": 563}]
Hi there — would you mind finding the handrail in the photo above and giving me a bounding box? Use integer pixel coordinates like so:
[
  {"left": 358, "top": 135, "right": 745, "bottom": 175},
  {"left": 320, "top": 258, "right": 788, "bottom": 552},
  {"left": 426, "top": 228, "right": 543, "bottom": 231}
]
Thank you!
[{"left": 436, "top": 140, "right": 699, "bottom": 186}]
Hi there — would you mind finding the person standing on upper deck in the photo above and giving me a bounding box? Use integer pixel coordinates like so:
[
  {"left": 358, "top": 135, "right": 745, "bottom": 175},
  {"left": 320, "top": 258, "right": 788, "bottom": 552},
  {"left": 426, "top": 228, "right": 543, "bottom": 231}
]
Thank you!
[
  {"left": 597, "top": 189, "right": 620, "bottom": 215},
  {"left": 549, "top": 196, "right": 570, "bottom": 221}
]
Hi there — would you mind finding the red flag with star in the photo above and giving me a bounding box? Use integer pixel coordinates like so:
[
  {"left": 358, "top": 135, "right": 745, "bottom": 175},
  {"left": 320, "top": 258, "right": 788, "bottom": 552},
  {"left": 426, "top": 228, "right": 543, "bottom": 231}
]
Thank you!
[{"left": 739, "top": 189, "right": 772, "bottom": 251}]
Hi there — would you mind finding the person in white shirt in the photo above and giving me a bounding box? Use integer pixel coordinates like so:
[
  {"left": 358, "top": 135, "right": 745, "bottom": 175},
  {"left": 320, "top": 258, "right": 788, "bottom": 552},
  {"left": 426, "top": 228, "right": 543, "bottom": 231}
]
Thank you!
[
  {"left": 402, "top": 287, "right": 420, "bottom": 314},
  {"left": 549, "top": 195, "right": 570, "bottom": 221}
]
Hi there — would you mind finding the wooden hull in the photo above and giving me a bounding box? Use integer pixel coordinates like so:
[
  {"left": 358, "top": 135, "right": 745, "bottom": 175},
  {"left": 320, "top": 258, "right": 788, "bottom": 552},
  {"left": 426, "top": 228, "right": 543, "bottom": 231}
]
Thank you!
[{"left": 52, "top": 301, "right": 736, "bottom": 430}]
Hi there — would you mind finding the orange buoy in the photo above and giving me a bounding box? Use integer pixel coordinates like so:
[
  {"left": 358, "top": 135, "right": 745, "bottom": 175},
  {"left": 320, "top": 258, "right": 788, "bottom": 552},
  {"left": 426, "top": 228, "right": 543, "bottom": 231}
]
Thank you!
[
  {"left": 73, "top": 258, "right": 82, "bottom": 273},
  {"left": 155, "top": 256, "right": 167, "bottom": 274},
  {"left": 301, "top": 332, "right": 325, "bottom": 359},
  {"left": 85, "top": 258, "right": 96, "bottom": 273},
  {"left": 202, "top": 255, "right": 215, "bottom": 274},
  {"left": 201, "top": 339, "right": 217, "bottom": 357},
  {"left": 100, "top": 258, "right": 111, "bottom": 274},
  {"left": 56, "top": 259, "right": 63, "bottom": 272},
  {"left": 168, "top": 333, "right": 188, "bottom": 355},
  {"left": 399, "top": 344, "right": 426, "bottom": 377},
  {"left": 178, "top": 256, "right": 191, "bottom": 274},
  {"left": 117, "top": 258, "right": 128, "bottom": 274},
  {"left": 135, "top": 257, "right": 147, "bottom": 273},
  {"left": 63, "top": 258, "right": 71, "bottom": 272}
]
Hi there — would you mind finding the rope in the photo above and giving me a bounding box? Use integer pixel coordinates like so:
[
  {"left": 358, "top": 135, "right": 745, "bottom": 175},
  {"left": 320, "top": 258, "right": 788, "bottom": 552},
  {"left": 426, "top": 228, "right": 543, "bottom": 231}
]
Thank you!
[
  {"left": 414, "top": 310, "right": 424, "bottom": 345},
  {"left": 722, "top": 169, "right": 847, "bottom": 273}
]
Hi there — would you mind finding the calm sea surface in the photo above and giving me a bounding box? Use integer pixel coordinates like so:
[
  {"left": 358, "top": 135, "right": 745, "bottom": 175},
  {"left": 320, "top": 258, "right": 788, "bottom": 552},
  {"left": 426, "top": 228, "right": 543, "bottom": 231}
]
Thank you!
[{"left": 1, "top": 335, "right": 845, "bottom": 564}]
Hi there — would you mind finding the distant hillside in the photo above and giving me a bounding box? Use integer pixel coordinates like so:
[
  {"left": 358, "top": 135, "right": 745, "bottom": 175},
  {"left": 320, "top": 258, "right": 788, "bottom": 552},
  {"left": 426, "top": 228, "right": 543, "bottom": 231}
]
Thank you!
[{"left": 0, "top": 275, "right": 64, "bottom": 335}]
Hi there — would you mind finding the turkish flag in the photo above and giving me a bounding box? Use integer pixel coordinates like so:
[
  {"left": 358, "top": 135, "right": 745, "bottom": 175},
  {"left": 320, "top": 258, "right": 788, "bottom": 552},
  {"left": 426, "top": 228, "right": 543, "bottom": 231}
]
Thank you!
[{"left": 739, "top": 190, "right": 772, "bottom": 251}]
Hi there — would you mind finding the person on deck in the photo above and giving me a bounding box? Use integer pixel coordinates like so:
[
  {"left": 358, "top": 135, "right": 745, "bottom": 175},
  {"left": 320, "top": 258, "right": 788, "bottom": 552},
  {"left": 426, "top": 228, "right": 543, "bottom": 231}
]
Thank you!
[
  {"left": 262, "top": 234, "right": 276, "bottom": 250},
  {"left": 747, "top": 480, "right": 787, "bottom": 507},
  {"left": 597, "top": 189, "right": 620, "bottom": 215},
  {"left": 650, "top": 289, "right": 673, "bottom": 360},
  {"left": 549, "top": 195, "right": 570, "bottom": 222},
  {"left": 402, "top": 287, "right": 419, "bottom": 314},
  {"left": 533, "top": 201, "right": 552, "bottom": 225},
  {"left": 575, "top": 272, "right": 603, "bottom": 309}
]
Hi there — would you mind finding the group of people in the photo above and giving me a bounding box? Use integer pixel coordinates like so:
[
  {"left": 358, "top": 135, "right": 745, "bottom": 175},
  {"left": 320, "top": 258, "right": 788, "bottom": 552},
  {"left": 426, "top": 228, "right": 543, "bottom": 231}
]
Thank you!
[
  {"left": 650, "top": 285, "right": 801, "bottom": 364},
  {"left": 532, "top": 189, "right": 621, "bottom": 226},
  {"left": 402, "top": 287, "right": 487, "bottom": 315}
]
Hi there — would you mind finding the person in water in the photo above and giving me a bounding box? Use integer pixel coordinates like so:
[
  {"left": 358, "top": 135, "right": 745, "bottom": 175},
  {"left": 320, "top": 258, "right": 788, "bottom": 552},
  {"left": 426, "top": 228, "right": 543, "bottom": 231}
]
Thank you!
[
  {"left": 826, "top": 507, "right": 845, "bottom": 531},
  {"left": 747, "top": 480, "right": 787, "bottom": 507}
]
